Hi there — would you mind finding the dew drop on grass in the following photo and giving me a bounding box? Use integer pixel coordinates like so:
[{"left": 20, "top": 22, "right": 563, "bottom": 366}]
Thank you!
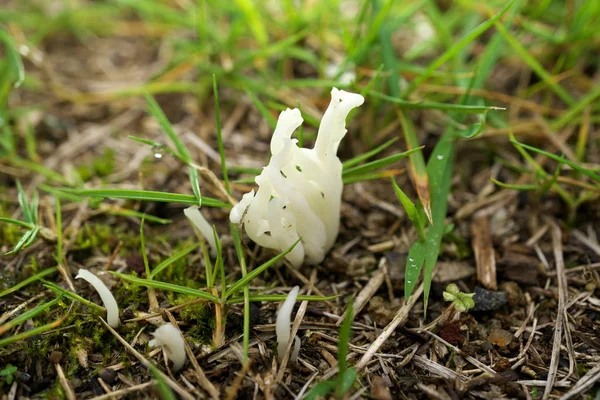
[
  {"left": 151, "top": 144, "right": 164, "bottom": 159},
  {"left": 437, "top": 155, "right": 444, "bottom": 160}
]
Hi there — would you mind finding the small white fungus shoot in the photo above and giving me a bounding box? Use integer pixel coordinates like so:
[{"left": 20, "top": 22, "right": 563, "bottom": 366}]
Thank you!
[
  {"left": 75, "top": 269, "right": 120, "bottom": 328},
  {"left": 276, "top": 285, "right": 301, "bottom": 362},
  {"left": 149, "top": 323, "right": 187, "bottom": 372},
  {"left": 230, "top": 88, "right": 364, "bottom": 267},
  {"left": 184, "top": 206, "right": 217, "bottom": 257}
]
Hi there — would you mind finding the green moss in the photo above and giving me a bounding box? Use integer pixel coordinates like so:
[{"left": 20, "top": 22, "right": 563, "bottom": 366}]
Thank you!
[
  {"left": 174, "top": 297, "right": 215, "bottom": 345},
  {"left": 76, "top": 148, "right": 116, "bottom": 182}
]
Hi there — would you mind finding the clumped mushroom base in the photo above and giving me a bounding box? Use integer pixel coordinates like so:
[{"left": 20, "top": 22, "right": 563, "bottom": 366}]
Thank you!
[{"left": 230, "top": 88, "right": 364, "bottom": 268}]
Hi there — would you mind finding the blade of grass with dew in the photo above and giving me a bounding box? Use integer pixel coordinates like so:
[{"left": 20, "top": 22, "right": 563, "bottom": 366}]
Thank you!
[
  {"left": 225, "top": 237, "right": 301, "bottom": 299},
  {"left": 61, "top": 188, "right": 230, "bottom": 208},
  {"left": 145, "top": 94, "right": 202, "bottom": 204},
  {"left": 0, "top": 315, "right": 66, "bottom": 348},
  {"left": 111, "top": 272, "right": 219, "bottom": 302},
  {"left": 43, "top": 281, "right": 105, "bottom": 313},
  {"left": 212, "top": 75, "right": 231, "bottom": 195},
  {"left": 150, "top": 243, "right": 200, "bottom": 278},
  {"left": 230, "top": 223, "right": 250, "bottom": 361},
  {"left": 0, "top": 267, "right": 57, "bottom": 298},
  {"left": 404, "top": 2, "right": 517, "bottom": 304},
  {"left": 0, "top": 297, "right": 61, "bottom": 336}
]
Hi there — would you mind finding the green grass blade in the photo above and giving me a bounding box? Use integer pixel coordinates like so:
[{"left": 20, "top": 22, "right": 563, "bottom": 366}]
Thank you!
[
  {"left": 368, "top": 91, "right": 504, "bottom": 113},
  {"left": 150, "top": 243, "right": 199, "bottom": 278},
  {"left": 225, "top": 238, "right": 301, "bottom": 299},
  {"left": 404, "top": 0, "right": 516, "bottom": 97},
  {"left": 0, "top": 315, "right": 66, "bottom": 348},
  {"left": 0, "top": 217, "right": 34, "bottom": 229},
  {"left": 510, "top": 140, "right": 600, "bottom": 183},
  {"left": 145, "top": 94, "right": 202, "bottom": 204},
  {"left": 5, "top": 226, "right": 40, "bottom": 255},
  {"left": 391, "top": 178, "right": 425, "bottom": 238},
  {"left": 342, "top": 147, "right": 424, "bottom": 179},
  {"left": 0, "top": 28, "right": 24, "bottom": 88},
  {"left": 111, "top": 272, "right": 219, "bottom": 303},
  {"left": 43, "top": 281, "right": 105, "bottom": 313},
  {"left": 336, "top": 297, "right": 354, "bottom": 392},
  {"left": 62, "top": 188, "right": 230, "bottom": 208},
  {"left": 213, "top": 75, "right": 231, "bottom": 195},
  {"left": 230, "top": 223, "right": 250, "bottom": 361},
  {"left": 342, "top": 138, "right": 398, "bottom": 169},
  {"left": 0, "top": 298, "right": 60, "bottom": 335},
  {"left": 493, "top": 21, "right": 574, "bottom": 106},
  {"left": 229, "top": 294, "right": 340, "bottom": 304},
  {"left": 490, "top": 178, "right": 538, "bottom": 190}
]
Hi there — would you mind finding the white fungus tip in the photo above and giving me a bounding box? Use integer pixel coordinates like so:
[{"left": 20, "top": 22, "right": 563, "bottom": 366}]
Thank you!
[
  {"left": 149, "top": 323, "right": 187, "bottom": 372},
  {"left": 276, "top": 286, "right": 300, "bottom": 362},
  {"left": 184, "top": 206, "right": 217, "bottom": 257},
  {"left": 75, "top": 269, "right": 120, "bottom": 328}
]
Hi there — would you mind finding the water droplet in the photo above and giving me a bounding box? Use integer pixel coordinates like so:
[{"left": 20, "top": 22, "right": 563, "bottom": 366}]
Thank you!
[
  {"left": 19, "top": 45, "right": 30, "bottom": 56},
  {"left": 409, "top": 258, "right": 414, "bottom": 262},
  {"left": 437, "top": 155, "right": 444, "bottom": 160},
  {"left": 151, "top": 144, "right": 165, "bottom": 159}
]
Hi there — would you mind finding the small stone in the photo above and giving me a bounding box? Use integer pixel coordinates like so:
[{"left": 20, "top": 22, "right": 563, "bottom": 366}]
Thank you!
[
  {"left": 500, "top": 282, "right": 523, "bottom": 305},
  {"left": 488, "top": 329, "right": 513, "bottom": 347},
  {"left": 98, "top": 368, "right": 118, "bottom": 385},
  {"left": 371, "top": 375, "right": 392, "bottom": 400},
  {"left": 49, "top": 350, "right": 63, "bottom": 364},
  {"left": 472, "top": 286, "right": 507, "bottom": 311}
]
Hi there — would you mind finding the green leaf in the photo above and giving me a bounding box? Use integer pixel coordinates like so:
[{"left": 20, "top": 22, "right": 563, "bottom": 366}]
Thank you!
[{"left": 336, "top": 297, "right": 354, "bottom": 397}]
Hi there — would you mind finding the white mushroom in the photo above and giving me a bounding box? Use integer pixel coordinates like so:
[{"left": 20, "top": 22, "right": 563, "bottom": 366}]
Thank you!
[
  {"left": 276, "top": 286, "right": 301, "bottom": 362},
  {"left": 184, "top": 206, "right": 217, "bottom": 257},
  {"left": 149, "top": 323, "right": 187, "bottom": 372},
  {"left": 75, "top": 269, "right": 120, "bottom": 328},
  {"left": 230, "top": 88, "right": 364, "bottom": 267}
]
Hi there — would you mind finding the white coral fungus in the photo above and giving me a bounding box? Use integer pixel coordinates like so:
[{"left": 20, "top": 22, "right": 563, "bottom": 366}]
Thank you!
[
  {"left": 230, "top": 88, "right": 364, "bottom": 267},
  {"left": 184, "top": 206, "right": 217, "bottom": 257},
  {"left": 149, "top": 323, "right": 187, "bottom": 372},
  {"left": 75, "top": 269, "right": 120, "bottom": 328},
  {"left": 276, "top": 286, "right": 301, "bottom": 362}
]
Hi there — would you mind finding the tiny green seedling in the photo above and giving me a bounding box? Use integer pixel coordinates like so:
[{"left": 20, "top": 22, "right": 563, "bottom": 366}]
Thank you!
[
  {"left": 443, "top": 284, "right": 475, "bottom": 313},
  {"left": 0, "top": 364, "right": 17, "bottom": 385}
]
